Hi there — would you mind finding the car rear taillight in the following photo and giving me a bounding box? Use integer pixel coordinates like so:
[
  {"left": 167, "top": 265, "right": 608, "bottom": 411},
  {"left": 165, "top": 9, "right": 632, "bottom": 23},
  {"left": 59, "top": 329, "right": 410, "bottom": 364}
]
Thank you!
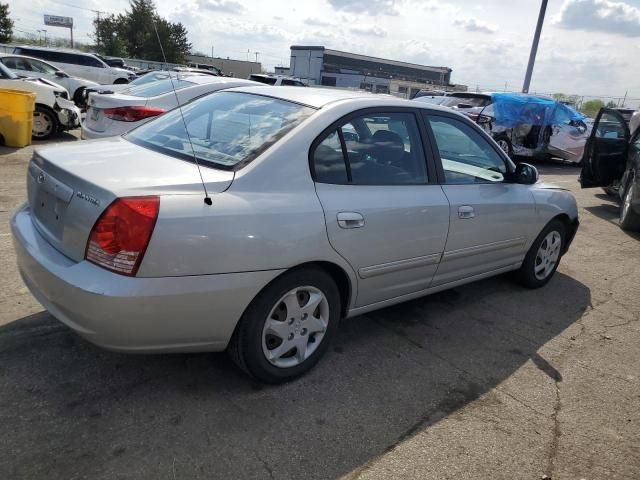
[
  {"left": 103, "top": 106, "right": 166, "bottom": 122},
  {"left": 85, "top": 196, "right": 160, "bottom": 276}
]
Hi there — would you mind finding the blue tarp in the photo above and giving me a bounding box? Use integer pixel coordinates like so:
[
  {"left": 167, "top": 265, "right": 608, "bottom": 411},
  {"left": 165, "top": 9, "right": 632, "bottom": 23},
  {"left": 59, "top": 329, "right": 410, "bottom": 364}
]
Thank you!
[{"left": 489, "top": 93, "right": 586, "bottom": 129}]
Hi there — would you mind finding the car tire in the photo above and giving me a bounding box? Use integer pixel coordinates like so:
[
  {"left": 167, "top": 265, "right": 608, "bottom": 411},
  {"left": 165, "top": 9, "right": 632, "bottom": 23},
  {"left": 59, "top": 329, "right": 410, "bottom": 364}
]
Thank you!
[
  {"left": 619, "top": 176, "right": 640, "bottom": 231},
  {"left": 494, "top": 134, "right": 513, "bottom": 158},
  {"left": 73, "top": 87, "right": 86, "bottom": 107},
  {"left": 513, "top": 219, "right": 566, "bottom": 289},
  {"left": 602, "top": 185, "right": 618, "bottom": 197},
  {"left": 32, "top": 105, "right": 59, "bottom": 140},
  {"left": 228, "top": 267, "right": 341, "bottom": 384}
]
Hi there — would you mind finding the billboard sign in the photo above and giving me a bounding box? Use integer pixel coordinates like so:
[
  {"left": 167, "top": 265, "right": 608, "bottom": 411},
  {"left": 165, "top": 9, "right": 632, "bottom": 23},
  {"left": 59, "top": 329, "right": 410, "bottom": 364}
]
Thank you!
[{"left": 44, "top": 15, "right": 73, "bottom": 28}]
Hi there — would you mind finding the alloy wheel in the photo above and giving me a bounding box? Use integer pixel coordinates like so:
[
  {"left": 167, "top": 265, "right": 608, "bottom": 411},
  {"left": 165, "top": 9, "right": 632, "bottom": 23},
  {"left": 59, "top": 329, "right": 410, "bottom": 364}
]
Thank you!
[
  {"left": 261, "top": 286, "right": 329, "bottom": 368},
  {"left": 534, "top": 231, "right": 562, "bottom": 280},
  {"left": 497, "top": 139, "right": 510, "bottom": 154},
  {"left": 621, "top": 180, "right": 633, "bottom": 222},
  {"left": 33, "top": 110, "right": 54, "bottom": 138}
]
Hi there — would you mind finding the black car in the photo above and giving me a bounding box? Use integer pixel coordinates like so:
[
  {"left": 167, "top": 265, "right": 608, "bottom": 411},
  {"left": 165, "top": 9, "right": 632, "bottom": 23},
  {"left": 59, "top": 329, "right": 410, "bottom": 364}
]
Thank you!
[{"left": 580, "top": 108, "right": 640, "bottom": 231}]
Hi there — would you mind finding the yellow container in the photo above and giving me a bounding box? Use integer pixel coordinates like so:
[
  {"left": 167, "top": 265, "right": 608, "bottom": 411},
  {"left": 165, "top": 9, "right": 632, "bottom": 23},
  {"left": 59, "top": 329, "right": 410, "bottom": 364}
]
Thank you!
[{"left": 0, "top": 89, "right": 36, "bottom": 148}]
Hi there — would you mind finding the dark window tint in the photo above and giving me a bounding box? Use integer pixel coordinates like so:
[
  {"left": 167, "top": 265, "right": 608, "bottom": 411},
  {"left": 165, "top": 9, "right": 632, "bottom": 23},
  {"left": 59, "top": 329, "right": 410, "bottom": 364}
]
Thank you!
[
  {"left": 427, "top": 115, "right": 507, "bottom": 184},
  {"left": 313, "top": 131, "right": 349, "bottom": 184},
  {"left": 311, "top": 112, "right": 429, "bottom": 185},
  {"left": 249, "top": 75, "right": 276, "bottom": 85},
  {"left": 80, "top": 55, "right": 105, "bottom": 68}
]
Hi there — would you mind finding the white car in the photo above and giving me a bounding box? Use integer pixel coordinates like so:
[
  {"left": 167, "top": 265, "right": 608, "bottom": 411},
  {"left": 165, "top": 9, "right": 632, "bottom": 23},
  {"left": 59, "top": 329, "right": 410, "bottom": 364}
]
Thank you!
[
  {"left": 0, "top": 61, "right": 80, "bottom": 140},
  {"left": 82, "top": 75, "right": 258, "bottom": 139},
  {"left": 12, "top": 46, "right": 135, "bottom": 85},
  {"left": 84, "top": 70, "right": 209, "bottom": 99},
  {"left": 0, "top": 54, "right": 98, "bottom": 106}
]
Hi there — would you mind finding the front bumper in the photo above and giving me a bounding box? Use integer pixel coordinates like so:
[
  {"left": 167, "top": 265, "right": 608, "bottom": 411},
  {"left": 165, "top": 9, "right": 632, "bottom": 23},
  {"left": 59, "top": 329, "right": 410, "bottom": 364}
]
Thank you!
[
  {"left": 54, "top": 97, "right": 80, "bottom": 130},
  {"left": 11, "top": 204, "right": 282, "bottom": 353}
]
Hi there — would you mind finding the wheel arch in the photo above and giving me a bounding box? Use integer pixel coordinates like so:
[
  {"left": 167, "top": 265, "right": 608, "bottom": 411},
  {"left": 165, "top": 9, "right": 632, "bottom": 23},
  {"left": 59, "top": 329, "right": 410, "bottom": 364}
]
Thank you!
[{"left": 550, "top": 213, "right": 578, "bottom": 254}]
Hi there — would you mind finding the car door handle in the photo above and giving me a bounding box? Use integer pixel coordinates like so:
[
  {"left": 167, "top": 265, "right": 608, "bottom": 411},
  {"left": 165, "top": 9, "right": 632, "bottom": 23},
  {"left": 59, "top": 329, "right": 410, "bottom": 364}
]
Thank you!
[
  {"left": 337, "top": 212, "right": 365, "bottom": 229},
  {"left": 458, "top": 205, "right": 475, "bottom": 219}
]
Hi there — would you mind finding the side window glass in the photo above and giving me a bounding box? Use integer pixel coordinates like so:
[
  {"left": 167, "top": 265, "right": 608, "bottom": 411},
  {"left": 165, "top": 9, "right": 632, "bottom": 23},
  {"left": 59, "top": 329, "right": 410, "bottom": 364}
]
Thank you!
[
  {"left": 2, "top": 58, "right": 17, "bottom": 69},
  {"left": 312, "top": 130, "right": 349, "bottom": 184},
  {"left": 427, "top": 115, "right": 506, "bottom": 184},
  {"left": 348, "top": 112, "right": 428, "bottom": 185},
  {"left": 595, "top": 111, "right": 628, "bottom": 140}
]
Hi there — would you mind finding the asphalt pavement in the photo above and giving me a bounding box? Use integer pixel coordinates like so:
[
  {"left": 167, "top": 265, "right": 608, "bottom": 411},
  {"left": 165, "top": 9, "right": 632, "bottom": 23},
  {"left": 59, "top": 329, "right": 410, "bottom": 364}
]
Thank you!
[{"left": 1, "top": 134, "right": 638, "bottom": 480}]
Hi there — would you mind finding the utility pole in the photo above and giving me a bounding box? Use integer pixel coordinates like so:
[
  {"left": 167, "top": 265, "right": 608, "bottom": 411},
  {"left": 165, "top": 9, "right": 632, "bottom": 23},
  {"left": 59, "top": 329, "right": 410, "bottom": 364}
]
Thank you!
[
  {"left": 211, "top": 45, "right": 214, "bottom": 58},
  {"left": 254, "top": 51, "right": 259, "bottom": 63},
  {"left": 522, "top": 0, "right": 548, "bottom": 93},
  {"left": 247, "top": 49, "right": 250, "bottom": 62},
  {"left": 42, "top": 29, "right": 47, "bottom": 45}
]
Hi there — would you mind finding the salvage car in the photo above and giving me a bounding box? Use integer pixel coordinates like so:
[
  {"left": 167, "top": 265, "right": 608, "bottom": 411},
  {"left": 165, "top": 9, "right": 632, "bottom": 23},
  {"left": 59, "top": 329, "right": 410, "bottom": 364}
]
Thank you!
[
  {"left": 464, "top": 93, "right": 590, "bottom": 163},
  {"left": 0, "top": 54, "right": 98, "bottom": 106},
  {"left": 12, "top": 87, "right": 579, "bottom": 383},
  {"left": 580, "top": 108, "right": 640, "bottom": 231},
  {"left": 0, "top": 61, "right": 80, "bottom": 140},
  {"left": 81, "top": 75, "right": 258, "bottom": 139}
]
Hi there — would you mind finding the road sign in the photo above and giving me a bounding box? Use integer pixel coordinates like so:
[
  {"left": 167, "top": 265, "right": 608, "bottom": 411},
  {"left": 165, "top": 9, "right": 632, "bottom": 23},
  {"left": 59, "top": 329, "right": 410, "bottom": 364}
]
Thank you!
[{"left": 44, "top": 15, "right": 73, "bottom": 28}]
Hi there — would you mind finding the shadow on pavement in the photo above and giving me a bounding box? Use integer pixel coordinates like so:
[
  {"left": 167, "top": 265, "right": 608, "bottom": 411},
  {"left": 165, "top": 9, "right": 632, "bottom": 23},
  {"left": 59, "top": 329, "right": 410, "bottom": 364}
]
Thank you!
[
  {"left": 584, "top": 201, "right": 640, "bottom": 241},
  {"left": 0, "top": 272, "right": 590, "bottom": 479}
]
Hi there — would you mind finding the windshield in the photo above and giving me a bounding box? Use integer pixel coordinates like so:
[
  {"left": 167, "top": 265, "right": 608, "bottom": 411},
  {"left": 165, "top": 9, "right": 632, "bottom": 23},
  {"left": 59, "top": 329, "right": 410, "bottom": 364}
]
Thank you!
[
  {"left": 130, "top": 72, "right": 171, "bottom": 86},
  {"left": 125, "top": 92, "right": 315, "bottom": 169},
  {"left": 441, "top": 95, "right": 492, "bottom": 108},
  {"left": 120, "top": 78, "right": 194, "bottom": 97},
  {"left": 0, "top": 61, "right": 19, "bottom": 79}
]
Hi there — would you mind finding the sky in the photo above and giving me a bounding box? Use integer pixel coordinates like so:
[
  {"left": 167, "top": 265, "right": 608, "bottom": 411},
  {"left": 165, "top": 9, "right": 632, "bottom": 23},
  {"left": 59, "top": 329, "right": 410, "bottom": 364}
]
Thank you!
[{"left": 8, "top": 0, "right": 640, "bottom": 101}]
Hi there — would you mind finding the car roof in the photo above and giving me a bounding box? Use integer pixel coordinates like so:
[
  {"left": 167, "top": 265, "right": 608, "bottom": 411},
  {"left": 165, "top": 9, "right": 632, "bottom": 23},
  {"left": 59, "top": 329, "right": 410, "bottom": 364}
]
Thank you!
[
  {"left": 13, "top": 45, "right": 96, "bottom": 57},
  {"left": 0, "top": 53, "right": 58, "bottom": 65},
  {"left": 225, "top": 86, "right": 382, "bottom": 108},
  {"left": 182, "top": 75, "right": 257, "bottom": 86}
]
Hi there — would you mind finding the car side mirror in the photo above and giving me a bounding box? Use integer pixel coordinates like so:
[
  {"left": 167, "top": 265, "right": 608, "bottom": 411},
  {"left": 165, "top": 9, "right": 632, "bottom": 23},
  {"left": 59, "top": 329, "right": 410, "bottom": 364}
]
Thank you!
[
  {"left": 55, "top": 71, "right": 68, "bottom": 78},
  {"left": 514, "top": 163, "right": 539, "bottom": 185}
]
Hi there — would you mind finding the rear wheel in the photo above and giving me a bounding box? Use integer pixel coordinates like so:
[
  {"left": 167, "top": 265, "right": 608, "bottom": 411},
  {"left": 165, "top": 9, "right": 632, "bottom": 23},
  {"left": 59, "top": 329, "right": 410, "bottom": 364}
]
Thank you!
[
  {"left": 228, "top": 267, "right": 341, "bottom": 384},
  {"left": 619, "top": 176, "right": 640, "bottom": 231},
  {"left": 32, "top": 105, "right": 59, "bottom": 140},
  {"left": 513, "top": 219, "right": 566, "bottom": 289}
]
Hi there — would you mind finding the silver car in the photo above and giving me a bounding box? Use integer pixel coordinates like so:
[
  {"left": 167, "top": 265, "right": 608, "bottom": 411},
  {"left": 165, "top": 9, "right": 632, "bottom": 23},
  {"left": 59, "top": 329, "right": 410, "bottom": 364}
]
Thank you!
[
  {"left": 81, "top": 75, "right": 258, "bottom": 139},
  {"left": 12, "top": 87, "right": 579, "bottom": 383}
]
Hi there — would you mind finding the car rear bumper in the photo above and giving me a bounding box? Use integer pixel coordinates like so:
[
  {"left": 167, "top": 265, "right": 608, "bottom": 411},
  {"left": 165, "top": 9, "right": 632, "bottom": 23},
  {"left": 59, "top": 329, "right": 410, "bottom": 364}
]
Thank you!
[
  {"left": 80, "top": 123, "right": 121, "bottom": 139},
  {"left": 11, "top": 204, "right": 282, "bottom": 353}
]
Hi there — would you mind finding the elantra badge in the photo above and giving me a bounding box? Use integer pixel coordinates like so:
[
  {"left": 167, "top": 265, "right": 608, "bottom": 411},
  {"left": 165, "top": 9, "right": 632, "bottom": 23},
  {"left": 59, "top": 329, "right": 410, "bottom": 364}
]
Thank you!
[{"left": 76, "top": 191, "right": 100, "bottom": 206}]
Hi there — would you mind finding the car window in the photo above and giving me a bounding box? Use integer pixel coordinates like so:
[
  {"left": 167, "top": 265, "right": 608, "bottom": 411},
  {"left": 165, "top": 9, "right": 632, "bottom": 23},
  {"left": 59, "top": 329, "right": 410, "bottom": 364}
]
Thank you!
[
  {"left": 595, "top": 111, "right": 628, "bottom": 140},
  {"left": 126, "top": 92, "right": 314, "bottom": 169},
  {"left": 427, "top": 115, "right": 506, "bottom": 184},
  {"left": 121, "top": 79, "right": 195, "bottom": 97},
  {"left": 1, "top": 57, "right": 21, "bottom": 70},
  {"left": 80, "top": 55, "right": 105, "bottom": 68},
  {"left": 0, "top": 61, "right": 18, "bottom": 79},
  {"left": 312, "top": 112, "right": 429, "bottom": 185},
  {"left": 25, "top": 58, "right": 58, "bottom": 74}
]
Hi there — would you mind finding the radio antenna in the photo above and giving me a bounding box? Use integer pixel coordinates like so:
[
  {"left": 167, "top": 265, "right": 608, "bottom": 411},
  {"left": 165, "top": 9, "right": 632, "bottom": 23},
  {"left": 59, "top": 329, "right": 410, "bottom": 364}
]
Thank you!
[{"left": 151, "top": 17, "right": 212, "bottom": 205}]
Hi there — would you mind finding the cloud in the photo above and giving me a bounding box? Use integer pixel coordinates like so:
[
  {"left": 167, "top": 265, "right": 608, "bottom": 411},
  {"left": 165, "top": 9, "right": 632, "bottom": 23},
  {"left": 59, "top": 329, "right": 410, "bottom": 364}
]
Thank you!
[
  {"left": 304, "top": 18, "right": 334, "bottom": 27},
  {"left": 196, "top": 0, "right": 246, "bottom": 14},
  {"left": 326, "top": 0, "right": 403, "bottom": 16},
  {"left": 453, "top": 17, "right": 497, "bottom": 34},
  {"left": 554, "top": 0, "right": 640, "bottom": 37},
  {"left": 350, "top": 25, "right": 387, "bottom": 37}
]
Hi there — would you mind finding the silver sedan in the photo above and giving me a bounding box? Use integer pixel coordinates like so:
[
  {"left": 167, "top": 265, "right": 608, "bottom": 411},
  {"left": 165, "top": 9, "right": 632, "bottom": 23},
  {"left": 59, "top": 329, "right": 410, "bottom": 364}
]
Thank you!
[{"left": 12, "top": 86, "right": 579, "bottom": 383}]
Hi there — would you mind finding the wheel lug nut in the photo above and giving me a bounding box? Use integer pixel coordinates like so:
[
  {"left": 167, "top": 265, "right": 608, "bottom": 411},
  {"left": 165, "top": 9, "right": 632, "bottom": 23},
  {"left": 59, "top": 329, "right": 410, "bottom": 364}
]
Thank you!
[
  {"left": 288, "top": 318, "right": 294, "bottom": 325},
  {"left": 301, "top": 328, "right": 307, "bottom": 335},
  {"left": 302, "top": 313, "right": 308, "bottom": 320},
  {"left": 288, "top": 333, "right": 294, "bottom": 340}
]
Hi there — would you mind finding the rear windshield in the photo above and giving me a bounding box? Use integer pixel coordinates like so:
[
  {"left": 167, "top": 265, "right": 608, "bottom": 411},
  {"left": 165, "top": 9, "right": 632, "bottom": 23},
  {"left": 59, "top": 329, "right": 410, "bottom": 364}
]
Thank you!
[
  {"left": 125, "top": 92, "right": 315, "bottom": 169},
  {"left": 249, "top": 75, "right": 277, "bottom": 85},
  {"left": 121, "top": 78, "right": 194, "bottom": 97},
  {"left": 441, "top": 95, "right": 492, "bottom": 108}
]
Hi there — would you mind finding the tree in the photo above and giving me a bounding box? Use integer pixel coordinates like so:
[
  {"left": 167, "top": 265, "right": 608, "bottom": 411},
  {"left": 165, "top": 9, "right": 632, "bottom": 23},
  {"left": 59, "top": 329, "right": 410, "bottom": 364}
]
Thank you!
[
  {"left": 605, "top": 100, "right": 617, "bottom": 108},
  {"left": 581, "top": 99, "right": 604, "bottom": 118},
  {"left": 0, "top": 2, "right": 14, "bottom": 43},
  {"left": 93, "top": 0, "right": 191, "bottom": 63}
]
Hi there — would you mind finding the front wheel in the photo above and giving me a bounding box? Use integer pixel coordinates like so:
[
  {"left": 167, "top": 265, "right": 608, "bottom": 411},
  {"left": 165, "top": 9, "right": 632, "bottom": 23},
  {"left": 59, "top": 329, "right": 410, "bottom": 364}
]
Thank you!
[
  {"left": 73, "top": 87, "right": 86, "bottom": 107},
  {"left": 228, "top": 267, "right": 341, "bottom": 384},
  {"left": 619, "top": 176, "right": 640, "bottom": 231},
  {"left": 494, "top": 134, "right": 513, "bottom": 158},
  {"left": 513, "top": 219, "right": 566, "bottom": 289},
  {"left": 32, "top": 105, "right": 59, "bottom": 140}
]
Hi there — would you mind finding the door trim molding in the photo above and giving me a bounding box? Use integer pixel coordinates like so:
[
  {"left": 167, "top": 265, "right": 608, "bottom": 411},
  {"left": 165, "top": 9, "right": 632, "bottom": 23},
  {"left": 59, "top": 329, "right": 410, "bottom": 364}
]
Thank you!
[
  {"left": 442, "top": 237, "right": 526, "bottom": 261},
  {"left": 359, "top": 253, "right": 442, "bottom": 279}
]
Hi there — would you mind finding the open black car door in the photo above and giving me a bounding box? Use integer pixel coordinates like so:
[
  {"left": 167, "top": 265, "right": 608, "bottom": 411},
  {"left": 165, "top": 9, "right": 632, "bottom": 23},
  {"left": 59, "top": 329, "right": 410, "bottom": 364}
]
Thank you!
[{"left": 580, "top": 108, "right": 630, "bottom": 188}]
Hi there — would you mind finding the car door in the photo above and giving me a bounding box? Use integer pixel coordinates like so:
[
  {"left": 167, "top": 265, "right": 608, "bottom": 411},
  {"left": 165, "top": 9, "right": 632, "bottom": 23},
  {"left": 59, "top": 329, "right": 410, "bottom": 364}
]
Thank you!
[
  {"left": 547, "top": 106, "right": 589, "bottom": 162},
  {"left": 580, "top": 108, "right": 630, "bottom": 188},
  {"left": 423, "top": 112, "right": 536, "bottom": 286},
  {"left": 311, "top": 108, "right": 450, "bottom": 307}
]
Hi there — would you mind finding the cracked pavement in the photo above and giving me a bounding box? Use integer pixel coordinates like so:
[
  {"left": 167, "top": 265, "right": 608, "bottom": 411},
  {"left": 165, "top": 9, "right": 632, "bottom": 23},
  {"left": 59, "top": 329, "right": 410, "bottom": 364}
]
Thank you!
[{"left": 1, "top": 136, "right": 639, "bottom": 479}]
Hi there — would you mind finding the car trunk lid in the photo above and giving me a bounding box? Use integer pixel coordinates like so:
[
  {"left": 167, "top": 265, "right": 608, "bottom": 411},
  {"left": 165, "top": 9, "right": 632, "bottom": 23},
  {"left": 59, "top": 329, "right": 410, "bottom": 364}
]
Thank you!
[
  {"left": 27, "top": 136, "right": 233, "bottom": 262},
  {"left": 84, "top": 92, "right": 150, "bottom": 133}
]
